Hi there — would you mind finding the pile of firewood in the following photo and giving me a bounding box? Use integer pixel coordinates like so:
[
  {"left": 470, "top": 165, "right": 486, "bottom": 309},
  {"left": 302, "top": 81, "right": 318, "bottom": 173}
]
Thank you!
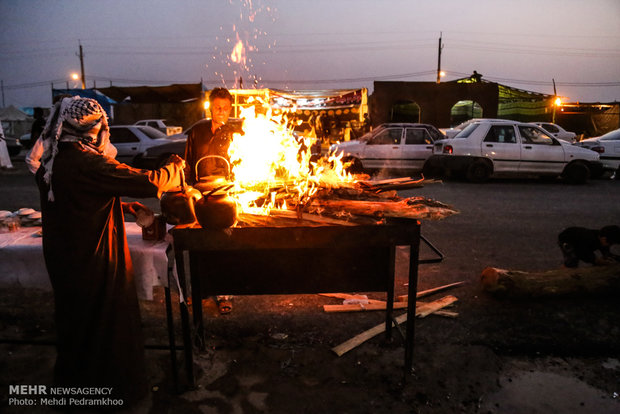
[
  {"left": 306, "top": 176, "right": 457, "bottom": 222},
  {"left": 235, "top": 176, "right": 457, "bottom": 226}
]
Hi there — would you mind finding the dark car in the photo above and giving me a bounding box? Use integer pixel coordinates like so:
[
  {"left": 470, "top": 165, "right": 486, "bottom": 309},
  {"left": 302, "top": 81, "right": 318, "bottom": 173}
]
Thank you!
[{"left": 133, "top": 119, "right": 244, "bottom": 169}]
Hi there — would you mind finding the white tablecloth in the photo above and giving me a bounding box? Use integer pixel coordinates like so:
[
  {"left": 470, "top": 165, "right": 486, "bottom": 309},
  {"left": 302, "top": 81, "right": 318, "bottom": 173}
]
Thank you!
[{"left": 0, "top": 222, "right": 171, "bottom": 300}]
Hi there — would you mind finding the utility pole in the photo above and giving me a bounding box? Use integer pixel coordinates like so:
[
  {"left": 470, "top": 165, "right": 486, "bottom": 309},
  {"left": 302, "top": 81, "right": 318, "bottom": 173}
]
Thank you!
[
  {"left": 436, "top": 32, "right": 444, "bottom": 84},
  {"left": 552, "top": 78, "right": 557, "bottom": 123},
  {"left": 78, "top": 41, "right": 86, "bottom": 89}
]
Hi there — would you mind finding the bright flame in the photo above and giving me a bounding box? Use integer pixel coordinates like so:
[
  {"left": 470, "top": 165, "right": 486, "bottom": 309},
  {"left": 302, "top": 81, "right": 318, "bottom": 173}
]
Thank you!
[
  {"left": 227, "top": 99, "right": 355, "bottom": 215},
  {"left": 554, "top": 97, "right": 562, "bottom": 106},
  {"left": 71, "top": 73, "right": 79, "bottom": 80},
  {"left": 230, "top": 39, "right": 246, "bottom": 66}
]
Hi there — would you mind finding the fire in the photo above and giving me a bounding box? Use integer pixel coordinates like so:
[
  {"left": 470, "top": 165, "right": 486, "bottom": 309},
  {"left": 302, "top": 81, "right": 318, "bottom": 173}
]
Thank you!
[
  {"left": 227, "top": 99, "right": 355, "bottom": 215},
  {"left": 230, "top": 38, "right": 246, "bottom": 66}
]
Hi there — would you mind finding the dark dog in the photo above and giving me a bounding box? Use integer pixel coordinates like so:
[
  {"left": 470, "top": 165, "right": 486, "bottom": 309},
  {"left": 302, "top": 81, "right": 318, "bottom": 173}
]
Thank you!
[{"left": 558, "top": 225, "right": 620, "bottom": 267}]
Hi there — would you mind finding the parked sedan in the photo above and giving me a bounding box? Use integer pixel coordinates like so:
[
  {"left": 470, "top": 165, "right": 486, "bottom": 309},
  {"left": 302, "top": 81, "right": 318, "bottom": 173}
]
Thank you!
[
  {"left": 133, "top": 139, "right": 186, "bottom": 169},
  {"left": 426, "top": 120, "right": 602, "bottom": 183},
  {"left": 576, "top": 128, "right": 620, "bottom": 178},
  {"left": 532, "top": 122, "right": 577, "bottom": 143},
  {"left": 441, "top": 118, "right": 513, "bottom": 138},
  {"left": 109, "top": 125, "right": 180, "bottom": 166},
  {"left": 133, "top": 119, "right": 244, "bottom": 169},
  {"left": 330, "top": 123, "right": 444, "bottom": 173}
]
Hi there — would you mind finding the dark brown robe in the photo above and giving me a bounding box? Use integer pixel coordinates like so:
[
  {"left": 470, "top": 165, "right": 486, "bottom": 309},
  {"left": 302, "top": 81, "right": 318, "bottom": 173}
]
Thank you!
[
  {"left": 183, "top": 119, "right": 240, "bottom": 184},
  {"left": 36, "top": 142, "right": 181, "bottom": 405}
]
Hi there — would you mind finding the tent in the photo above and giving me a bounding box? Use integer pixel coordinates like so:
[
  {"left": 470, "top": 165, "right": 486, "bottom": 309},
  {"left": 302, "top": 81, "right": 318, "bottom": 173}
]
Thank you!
[
  {"left": 0, "top": 105, "right": 31, "bottom": 121},
  {"left": 0, "top": 105, "right": 32, "bottom": 138}
]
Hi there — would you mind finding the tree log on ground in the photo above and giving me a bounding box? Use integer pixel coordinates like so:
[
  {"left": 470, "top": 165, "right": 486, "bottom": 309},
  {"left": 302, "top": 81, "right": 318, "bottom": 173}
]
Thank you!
[{"left": 480, "top": 264, "right": 620, "bottom": 297}]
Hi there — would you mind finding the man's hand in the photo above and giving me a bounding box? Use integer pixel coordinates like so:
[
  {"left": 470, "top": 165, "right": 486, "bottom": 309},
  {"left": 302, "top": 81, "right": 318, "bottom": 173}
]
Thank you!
[
  {"left": 123, "top": 202, "right": 154, "bottom": 227},
  {"left": 165, "top": 154, "right": 185, "bottom": 169}
]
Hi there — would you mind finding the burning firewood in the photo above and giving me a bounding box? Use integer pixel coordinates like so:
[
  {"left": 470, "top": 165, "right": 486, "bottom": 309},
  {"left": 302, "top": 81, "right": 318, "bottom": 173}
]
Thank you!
[
  {"left": 358, "top": 177, "right": 442, "bottom": 193},
  {"left": 307, "top": 196, "right": 458, "bottom": 221}
]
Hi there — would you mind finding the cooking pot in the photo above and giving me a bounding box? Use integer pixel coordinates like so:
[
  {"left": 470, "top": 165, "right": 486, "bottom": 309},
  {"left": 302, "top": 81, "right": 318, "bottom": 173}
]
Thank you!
[
  {"left": 193, "top": 155, "right": 237, "bottom": 229},
  {"left": 160, "top": 169, "right": 201, "bottom": 225}
]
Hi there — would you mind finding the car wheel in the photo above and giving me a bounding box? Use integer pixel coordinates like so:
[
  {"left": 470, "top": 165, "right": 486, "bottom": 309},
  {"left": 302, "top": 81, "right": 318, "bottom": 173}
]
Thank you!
[
  {"left": 562, "top": 162, "right": 590, "bottom": 184},
  {"left": 422, "top": 160, "right": 445, "bottom": 179},
  {"left": 466, "top": 160, "right": 491, "bottom": 183}
]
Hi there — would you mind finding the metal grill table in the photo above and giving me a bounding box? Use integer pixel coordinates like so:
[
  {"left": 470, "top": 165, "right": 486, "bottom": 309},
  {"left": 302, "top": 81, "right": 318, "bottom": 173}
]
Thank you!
[{"left": 170, "top": 217, "right": 421, "bottom": 388}]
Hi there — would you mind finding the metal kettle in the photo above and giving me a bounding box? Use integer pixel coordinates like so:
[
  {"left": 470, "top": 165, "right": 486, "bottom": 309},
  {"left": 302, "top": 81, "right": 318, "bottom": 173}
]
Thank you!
[
  {"left": 160, "top": 169, "right": 201, "bottom": 225},
  {"left": 193, "top": 155, "right": 238, "bottom": 229}
]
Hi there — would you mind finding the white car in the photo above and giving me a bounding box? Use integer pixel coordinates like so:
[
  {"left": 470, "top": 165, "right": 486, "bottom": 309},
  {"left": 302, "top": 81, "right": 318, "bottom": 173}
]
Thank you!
[
  {"left": 532, "top": 122, "right": 577, "bottom": 143},
  {"left": 440, "top": 118, "right": 513, "bottom": 138},
  {"left": 109, "top": 125, "right": 180, "bottom": 166},
  {"left": 134, "top": 119, "right": 182, "bottom": 136},
  {"left": 330, "top": 123, "right": 444, "bottom": 173},
  {"left": 425, "top": 120, "right": 603, "bottom": 183},
  {"left": 576, "top": 128, "right": 620, "bottom": 178}
]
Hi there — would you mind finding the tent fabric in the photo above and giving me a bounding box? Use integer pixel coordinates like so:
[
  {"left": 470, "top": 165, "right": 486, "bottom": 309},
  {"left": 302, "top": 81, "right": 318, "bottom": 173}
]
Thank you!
[
  {"left": 269, "top": 88, "right": 364, "bottom": 109},
  {"left": 96, "top": 84, "right": 203, "bottom": 104},
  {"left": 453, "top": 77, "right": 553, "bottom": 102},
  {"left": 0, "top": 105, "right": 31, "bottom": 121}
]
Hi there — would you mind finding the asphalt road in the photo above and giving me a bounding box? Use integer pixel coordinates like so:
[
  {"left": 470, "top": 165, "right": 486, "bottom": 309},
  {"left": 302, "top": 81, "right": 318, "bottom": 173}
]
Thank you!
[
  {"left": 2, "top": 154, "right": 620, "bottom": 413},
  {"left": 2, "top": 155, "right": 619, "bottom": 273}
]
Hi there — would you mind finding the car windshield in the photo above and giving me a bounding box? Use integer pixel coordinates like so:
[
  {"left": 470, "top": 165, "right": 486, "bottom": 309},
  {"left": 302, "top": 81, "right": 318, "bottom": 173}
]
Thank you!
[
  {"left": 454, "top": 123, "right": 480, "bottom": 138},
  {"left": 137, "top": 126, "right": 167, "bottom": 139},
  {"left": 599, "top": 129, "right": 620, "bottom": 141}
]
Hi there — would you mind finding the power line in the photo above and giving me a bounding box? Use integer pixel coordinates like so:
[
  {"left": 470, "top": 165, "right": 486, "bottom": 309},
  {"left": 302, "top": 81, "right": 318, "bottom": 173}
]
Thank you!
[{"left": 3, "top": 71, "right": 619, "bottom": 91}]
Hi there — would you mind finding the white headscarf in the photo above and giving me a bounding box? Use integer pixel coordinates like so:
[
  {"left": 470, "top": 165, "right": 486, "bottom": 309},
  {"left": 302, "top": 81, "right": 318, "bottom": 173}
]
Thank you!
[{"left": 40, "top": 97, "right": 110, "bottom": 201}]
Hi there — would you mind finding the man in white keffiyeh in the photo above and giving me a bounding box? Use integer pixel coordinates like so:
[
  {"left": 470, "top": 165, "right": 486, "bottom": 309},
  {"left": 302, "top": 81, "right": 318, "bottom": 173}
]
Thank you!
[
  {"left": 35, "top": 96, "right": 185, "bottom": 406},
  {"left": 40, "top": 97, "right": 114, "bottom": 200}
]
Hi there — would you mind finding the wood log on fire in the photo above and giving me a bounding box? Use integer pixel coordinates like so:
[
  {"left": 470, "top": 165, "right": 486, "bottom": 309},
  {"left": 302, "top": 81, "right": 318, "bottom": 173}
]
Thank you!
[
  {"left": 308, "top": 197, "right": 458, "bottom": 221},
  {"left": 358, "top": 177, "right": 442, "bottom": 193},
  {"left": 480, "top": 264, "right": 620, "bottom": 297}
]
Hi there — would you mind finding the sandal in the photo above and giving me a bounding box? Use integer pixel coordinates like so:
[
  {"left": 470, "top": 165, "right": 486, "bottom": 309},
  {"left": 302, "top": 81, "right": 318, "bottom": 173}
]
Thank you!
[{"left": 217, "top": 299, "right": 233, "bottom": 315}]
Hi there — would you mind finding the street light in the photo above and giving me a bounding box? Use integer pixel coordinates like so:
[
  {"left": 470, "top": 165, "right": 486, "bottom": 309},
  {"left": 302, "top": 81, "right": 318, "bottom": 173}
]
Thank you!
[{"left": 552, "top": 97, "right": 562, "bottom": 123}]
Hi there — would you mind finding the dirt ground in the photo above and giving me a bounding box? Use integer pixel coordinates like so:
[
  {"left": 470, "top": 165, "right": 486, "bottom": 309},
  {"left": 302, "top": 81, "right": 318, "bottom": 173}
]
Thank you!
[{"left": 1, "top": 157, "right": 620, "bottom": 413}]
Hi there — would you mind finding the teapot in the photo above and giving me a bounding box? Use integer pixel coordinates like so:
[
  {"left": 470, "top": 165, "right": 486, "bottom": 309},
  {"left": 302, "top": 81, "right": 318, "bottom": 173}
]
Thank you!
[
  {"left": 193, "top": 155, "right": 238, "bottom": 229},
  {"left": 160, "top": 169, "right": 201, "bottom": 225},
  {"left": 194, "top": 184, "right": 238, "bottom": 229}
]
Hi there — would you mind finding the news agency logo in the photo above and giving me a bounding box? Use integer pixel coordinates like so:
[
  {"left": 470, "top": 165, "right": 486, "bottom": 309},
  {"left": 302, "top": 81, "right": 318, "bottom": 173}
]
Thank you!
[
  {"left": 8, "top": 385, "right": 123, "bottom": 407},
  {"left": 8, "top": 385, "right": 47, "bottom": 395}
]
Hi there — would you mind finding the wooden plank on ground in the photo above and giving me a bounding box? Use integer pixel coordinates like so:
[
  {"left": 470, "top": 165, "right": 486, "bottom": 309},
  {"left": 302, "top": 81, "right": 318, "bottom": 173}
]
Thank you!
[
  {"left": 323, "top": 302, "right": 409, "bottom": 313},
  {"left": 331, "top": 295, "right": 458, "bottom": 356},
  {"left": 397, "top": 281, "right": 465, "bottom": 302},
  {"left": 319, "top": 293, "right": 386, "bottom": 305},
  {"left": 415, "top": 295, "right": 458, "bottom": 318}
]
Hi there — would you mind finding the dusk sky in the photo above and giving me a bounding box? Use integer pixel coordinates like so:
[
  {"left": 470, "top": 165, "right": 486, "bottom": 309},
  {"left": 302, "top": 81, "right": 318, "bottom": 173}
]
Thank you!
[{"left": 1, "top": 0, "right": 619, "bottom": 108}]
